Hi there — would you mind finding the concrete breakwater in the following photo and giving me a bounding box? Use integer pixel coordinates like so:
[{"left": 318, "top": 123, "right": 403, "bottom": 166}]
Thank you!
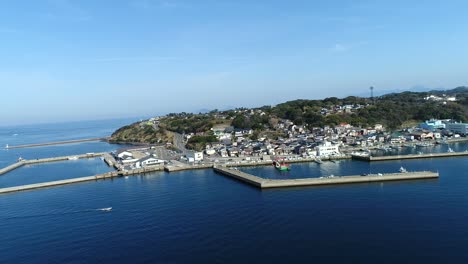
[
  {"left": 164, "top": 164, "right": 213, "bottom": 172},
  {"left": 0, "top": 165, "right": 164, "bottom": 194},
  {"left": 0, "top": 171, "right": 119, "bottom": 194},
  {"left": 0, "top": 153, "right": 106, "bottom": 175},
  {"left": 214, "top": 166, "right": 439, "bottom": 189},
  {"left": 352, "top": 151, "right": 468, "bottom": 162},
  {"left": 5, "top": 137, "right": 108, "bottom": 149}
]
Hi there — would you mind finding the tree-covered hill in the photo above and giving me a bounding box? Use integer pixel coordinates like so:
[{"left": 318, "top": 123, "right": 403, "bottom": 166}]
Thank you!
[{"left": 109, "top": 87, "right": 468, "bottom": 145}]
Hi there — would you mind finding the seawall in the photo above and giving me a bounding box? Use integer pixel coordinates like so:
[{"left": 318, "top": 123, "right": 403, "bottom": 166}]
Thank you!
[
  {"left": 352, "top": 151, "right": 468, "bottom": 161},
  {"left": 5, "top": 138, "right": 108, "bottom": 149},
  {"left": 0, "top": 153, "right": 106, "bottom": 176},
  {"left": 214, "top": 166, "right": 439, "bottom": 189},
  {"left": 0, "top": 165, "right": 164, "bottom": 194}
]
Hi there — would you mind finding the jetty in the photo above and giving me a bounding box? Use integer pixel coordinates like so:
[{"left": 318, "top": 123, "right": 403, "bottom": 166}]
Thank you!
[
  {"left": 5, "top": 137, "right": 108, "bottom": 149},
  {"left": 0, "top": 153, "right": 105, "bottom": 175},
  {"left": 214, "top": 166, "right": 439, "bottom": 189},
  {"left": 352, "top": 151, "right": 468, "bottom": 162},
  {"left": 0, "top": 165, "right": 164, "bottom": 194}
]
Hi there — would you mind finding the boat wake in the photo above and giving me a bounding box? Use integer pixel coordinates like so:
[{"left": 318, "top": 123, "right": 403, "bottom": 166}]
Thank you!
[{"left": 2, "top": 207, "right": 113, "bottom": 220}]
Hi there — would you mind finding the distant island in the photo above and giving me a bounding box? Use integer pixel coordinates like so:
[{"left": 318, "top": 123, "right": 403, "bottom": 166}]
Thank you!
[{"left": 110, "top": 87, "right": 468, "bottom": 152}]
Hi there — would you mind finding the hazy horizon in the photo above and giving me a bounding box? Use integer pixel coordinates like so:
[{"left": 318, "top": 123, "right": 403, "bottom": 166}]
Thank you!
[{"left": 2, "top": 0, "right": 468, "bottom": 125}]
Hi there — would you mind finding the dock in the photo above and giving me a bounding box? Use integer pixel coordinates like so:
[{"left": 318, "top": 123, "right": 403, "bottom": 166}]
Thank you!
[
  {"left": 5, "top": 137, "right": 108, "bottom": 149},
  {"left": 214, "top": 166, "right": 439, "bottom": 189},
  {"left": 352, "top": 151, "right": 468, "bottom": 161}
]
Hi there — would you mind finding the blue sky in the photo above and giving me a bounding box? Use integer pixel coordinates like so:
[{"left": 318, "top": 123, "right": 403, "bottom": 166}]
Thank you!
[{"left": 1, "top": 0, "right": 468, "bottom": 125}]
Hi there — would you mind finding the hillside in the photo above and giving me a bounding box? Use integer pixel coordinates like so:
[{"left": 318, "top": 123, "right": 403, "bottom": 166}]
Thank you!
[{"left": 109, "top": 87, "right": 468, "bottom": 147}]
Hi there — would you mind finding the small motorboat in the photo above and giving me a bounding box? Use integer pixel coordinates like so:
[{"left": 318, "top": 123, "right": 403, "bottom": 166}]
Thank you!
[{"left": 97, "top": 207, "right": 112, "bottom": 212}]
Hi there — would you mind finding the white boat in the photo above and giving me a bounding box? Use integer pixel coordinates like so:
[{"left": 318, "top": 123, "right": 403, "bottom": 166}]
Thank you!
[
  {"left": 68, "top": 156, "right": 79, "bottom": 160},
  {"left": 448, "top": 147, "right": 454, "bottom": 153},
  {"left": 416, "top": 142, "right": 433, "bottom": 147},
  {"left": 399, "top": 166, "right": 407, "bottom": 173}
]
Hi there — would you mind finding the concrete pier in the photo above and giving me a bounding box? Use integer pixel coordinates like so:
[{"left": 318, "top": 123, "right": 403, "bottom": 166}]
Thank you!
[
  {"left": 102, "top": 153, "right": 117, "bottom": 168},
  {"left": 5, "top": 137, "right": 108, "bottom": 149},
  {"left": 0, "top": 153, "right": 106, "bottom": 175},
  {"left": 164, "top": 164, "right": 213, "bottom": 172},
  {"left": 352, "top": 151, "right": 468, "bottom": 162},
  {"left": 0, "top": 161, "right": 25, "bottom": 175},
  {"left": 214, "top": 166, "right": 439, "bottom": 189},
  {"left": 0, "top": 165, "right": 164, "bottom": 194}
]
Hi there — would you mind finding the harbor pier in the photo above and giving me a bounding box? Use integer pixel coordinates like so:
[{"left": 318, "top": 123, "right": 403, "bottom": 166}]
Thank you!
[
  {"left": 352, "top": 151, "right": 468, "bottom": 162},
  {"left": 0, "top": 165, "right": 164, "bottom": 194},
  {"left": 214, "top": 166, "right": 439, "bottom": 189},
  {"left": 5, "top": 137, "right": 109, "bottom": 149},
  {"left": 0, "top": 153, "right": 106, "bottom": 175}
]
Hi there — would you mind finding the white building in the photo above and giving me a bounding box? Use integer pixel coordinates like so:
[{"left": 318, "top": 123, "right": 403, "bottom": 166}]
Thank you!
[
  {"left": 117, "top": 151, "right": 133, "bottom": 159},
  {"left": 447, "top": 123, "right": 468, "bottom": 135},
  {"left": 188, "top": 152, "right": 204, "bottom": 162},
  {"left": 136, "top": 157, "right": 165, "bottom": 168},
  {"left": 315, "top": 141, "right": 340, "bottom": 157}
]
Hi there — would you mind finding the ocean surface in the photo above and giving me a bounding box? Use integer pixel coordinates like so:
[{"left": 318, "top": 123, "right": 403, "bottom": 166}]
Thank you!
[{"left": 1, "top": 120, "right": 468, "bottom": 263}]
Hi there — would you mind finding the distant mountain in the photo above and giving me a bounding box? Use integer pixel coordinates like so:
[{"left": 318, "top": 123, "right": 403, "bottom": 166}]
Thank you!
[
  {"left": 352, "top": 86, "right": 445, "bottom": 98},
  {"left": 429, "top": 86, "right": 468, "bottom": 95},
  {"left": 195, "top": 106, "right": 237, "bottom": 114}
]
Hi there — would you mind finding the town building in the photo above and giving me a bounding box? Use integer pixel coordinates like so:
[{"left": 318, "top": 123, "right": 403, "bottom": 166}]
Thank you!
[
  {"left": 447, "top": 123, "right": 468, "bottom": 135},
  {"left": 136, "top": 157, "right": 165, "bottom": 168},
  {"left": 419, "top": 119, "right": 446, "bottom": 131},
  {"left": 315, "top": 141, "right": 340, "bottom": 157}
]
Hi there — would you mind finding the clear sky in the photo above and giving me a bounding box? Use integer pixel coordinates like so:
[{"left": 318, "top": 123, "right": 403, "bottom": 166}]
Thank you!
[{"left": 1, "top": 0, "right": 468, "bottom": 125}]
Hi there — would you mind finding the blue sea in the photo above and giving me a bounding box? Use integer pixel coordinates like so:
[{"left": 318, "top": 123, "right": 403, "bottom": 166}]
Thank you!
[{"left": 1, "top": 119, "right": 468, "bottom": 263}]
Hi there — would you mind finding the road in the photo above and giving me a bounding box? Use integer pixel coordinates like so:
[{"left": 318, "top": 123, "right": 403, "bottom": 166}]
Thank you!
[{"left": 173, "top": 132, "right": 192, "bottom": 156}]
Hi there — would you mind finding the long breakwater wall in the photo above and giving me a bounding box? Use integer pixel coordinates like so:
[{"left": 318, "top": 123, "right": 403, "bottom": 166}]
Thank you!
[
  {"left": 0, "top": 165, "right": 164, "bottom": 194},
  {"left": 0, "top": 153, "right": 106, "bottom": 175},
  {"left": 5, "top": 137, "right": 108, "bottom": 149},
  {"left": 352, "top": 151, "right": 468, "bottom": 162},
  {"left": 214, "top": 166, "right": 439, "bottom": 189}
]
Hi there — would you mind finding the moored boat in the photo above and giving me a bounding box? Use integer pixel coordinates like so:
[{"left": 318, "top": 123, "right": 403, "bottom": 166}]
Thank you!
[{"left": 273, "top": 158, "right": 290, "bottom": 171}]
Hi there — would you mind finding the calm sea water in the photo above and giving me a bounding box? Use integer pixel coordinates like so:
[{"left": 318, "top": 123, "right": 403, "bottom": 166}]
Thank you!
[{"left": 1, "top": 120, "right": 467, "bottom": 263}]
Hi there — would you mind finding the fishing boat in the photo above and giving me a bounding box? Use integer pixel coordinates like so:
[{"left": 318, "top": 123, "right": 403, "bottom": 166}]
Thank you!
[{"left": 273, "top": 158, "right": 290, "bottom": 171}]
